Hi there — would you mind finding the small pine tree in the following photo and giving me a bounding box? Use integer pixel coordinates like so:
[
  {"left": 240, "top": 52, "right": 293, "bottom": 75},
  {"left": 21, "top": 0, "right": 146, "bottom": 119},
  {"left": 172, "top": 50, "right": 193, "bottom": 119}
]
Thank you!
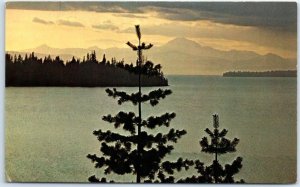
[
  {"left": 87, "top": 25, "right": 193, "bottom": 183},
  {"left": 179, "top": 114, "right": 244, "bottom": 183}
]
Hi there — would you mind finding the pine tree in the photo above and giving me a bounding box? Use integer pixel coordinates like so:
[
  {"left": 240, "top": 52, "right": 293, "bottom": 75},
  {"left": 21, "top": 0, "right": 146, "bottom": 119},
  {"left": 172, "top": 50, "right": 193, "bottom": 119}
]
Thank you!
[
  {"left": 179, "top": 114, "right": 244, "bottom": 183},
  {"left": 87, "top": 25, "right": 193, "bottom": 183}
]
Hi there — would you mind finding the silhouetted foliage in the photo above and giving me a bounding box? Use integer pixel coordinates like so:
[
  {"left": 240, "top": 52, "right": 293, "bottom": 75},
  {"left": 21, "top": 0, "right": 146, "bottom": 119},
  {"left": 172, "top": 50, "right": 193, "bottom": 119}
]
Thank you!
[
  {"left": 5, "top": 52, "right": 167, "bottom": 87},
  {"left": 223, "top": 70, "right": 296, "bottom": 77},
  {"left": 179, "top": 114, "right": 245, "bottom": 183},
  {"left": 87, "top": 25, "right": 192, "bottom": 183}
]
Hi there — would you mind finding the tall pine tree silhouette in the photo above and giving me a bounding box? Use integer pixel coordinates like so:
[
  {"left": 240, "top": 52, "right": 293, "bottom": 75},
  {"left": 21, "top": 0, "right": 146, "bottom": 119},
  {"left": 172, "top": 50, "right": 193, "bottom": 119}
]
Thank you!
[
  {"left": 87, "top": 25, "right": 193, "bottom": 183},
  {"left": 180, "top": 114, "right": 244, "bottom": 183}
]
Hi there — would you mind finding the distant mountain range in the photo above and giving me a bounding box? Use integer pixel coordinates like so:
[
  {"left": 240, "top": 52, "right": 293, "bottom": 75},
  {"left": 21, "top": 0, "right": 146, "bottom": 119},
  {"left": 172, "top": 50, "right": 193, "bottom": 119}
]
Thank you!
[{"left": 7, "top": 37, "right": 296, "bottom": 75}]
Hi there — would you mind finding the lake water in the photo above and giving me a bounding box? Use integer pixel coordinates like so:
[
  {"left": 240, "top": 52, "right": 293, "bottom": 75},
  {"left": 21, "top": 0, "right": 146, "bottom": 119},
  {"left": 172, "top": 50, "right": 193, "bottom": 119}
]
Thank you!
[{"left": 5, "top": 75, "right": 297, "bottom": 183}]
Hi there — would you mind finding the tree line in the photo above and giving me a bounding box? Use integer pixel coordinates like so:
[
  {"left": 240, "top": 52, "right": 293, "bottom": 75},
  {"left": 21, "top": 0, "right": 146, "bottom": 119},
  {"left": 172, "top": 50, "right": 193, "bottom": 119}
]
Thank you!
[
  {"left": 5, "top": 51, "right": 167, "bottom": 87},
  {"left": 223, "top": 70, "right": 296, "bottom": 77}
]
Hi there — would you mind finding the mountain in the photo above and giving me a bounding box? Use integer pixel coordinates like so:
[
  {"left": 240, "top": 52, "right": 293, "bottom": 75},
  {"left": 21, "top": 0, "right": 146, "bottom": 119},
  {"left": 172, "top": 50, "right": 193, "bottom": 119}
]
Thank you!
[
  {"left": 9, "top": 38, "right": 296, "bottom": 75},
  {"left": 149, "top": 38, "right": 296, "bottom": 75}
]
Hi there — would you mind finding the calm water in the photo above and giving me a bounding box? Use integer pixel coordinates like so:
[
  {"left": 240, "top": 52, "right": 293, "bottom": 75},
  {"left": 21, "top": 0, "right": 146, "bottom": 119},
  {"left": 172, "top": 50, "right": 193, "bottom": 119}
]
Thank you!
[{"left": 5, "top": 76, "right": 297, "bottom": 183}]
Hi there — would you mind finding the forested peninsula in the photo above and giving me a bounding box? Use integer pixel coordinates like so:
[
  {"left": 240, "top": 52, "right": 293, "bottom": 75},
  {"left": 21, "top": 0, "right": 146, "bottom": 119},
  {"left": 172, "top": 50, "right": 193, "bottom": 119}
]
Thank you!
[
  {"left": 223, "top": 70, "right": 297, "bottom": 77},
  {"left": 5, "top": 52, "right": 168, "bottom": 87}
]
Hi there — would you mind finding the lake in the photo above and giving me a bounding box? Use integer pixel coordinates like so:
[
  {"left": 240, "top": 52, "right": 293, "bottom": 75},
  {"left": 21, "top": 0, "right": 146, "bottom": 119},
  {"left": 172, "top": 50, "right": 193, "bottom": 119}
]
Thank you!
[{"left": 5, "top": 75, "right": 297, "bottom": 183}]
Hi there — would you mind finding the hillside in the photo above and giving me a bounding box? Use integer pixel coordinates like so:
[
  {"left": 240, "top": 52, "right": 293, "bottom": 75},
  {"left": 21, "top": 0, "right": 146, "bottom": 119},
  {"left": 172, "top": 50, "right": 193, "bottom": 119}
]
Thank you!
[{"left": 223, "top": 70, "right": 297, "bottom": 77}]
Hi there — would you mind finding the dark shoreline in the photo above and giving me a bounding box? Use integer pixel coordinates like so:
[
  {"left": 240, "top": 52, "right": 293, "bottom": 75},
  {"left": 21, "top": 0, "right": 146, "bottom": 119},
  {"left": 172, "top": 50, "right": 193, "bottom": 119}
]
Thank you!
[
  {"left": 223, "top": 70, "right": 297, "bottom": 77},
  {"left": 6, "top": 53, "right": 168, "bottom": 87}
]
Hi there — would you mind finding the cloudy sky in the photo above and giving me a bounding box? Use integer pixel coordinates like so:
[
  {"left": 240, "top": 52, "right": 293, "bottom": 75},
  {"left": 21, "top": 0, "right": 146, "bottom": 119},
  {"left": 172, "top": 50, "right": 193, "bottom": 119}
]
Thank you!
[{"left": 6, "top": 2, "right": 297, "bottom": 59}]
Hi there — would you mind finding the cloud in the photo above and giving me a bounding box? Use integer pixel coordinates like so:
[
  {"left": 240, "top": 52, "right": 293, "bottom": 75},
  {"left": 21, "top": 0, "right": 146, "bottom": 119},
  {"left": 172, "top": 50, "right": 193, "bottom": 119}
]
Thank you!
[
  {"left": 143, "top": 3, "right": 296, "bottom": 31},
  {"left": 92, "top": 23, "right": 119, "bottom": 31},
  {"left": 6, "top": 2, "right": 134, "bottom": 13},
  {"left": 32, "top": 17, "right": 85, "bottom": 28},
  {"left": 114, "top": 13, "right": 147, "bottom": 19},
  {"left": 7, "top": 2, "right": 296, "bottom": 31},
  {"left": 57, "top": 20, "right": 85, "bottom": 27},
  {"left": 119, "top": 23, "right": 296, "bottom": 52},
  {"left": 32, "top": 17, "right": 54, "bottom": 25},
  {"left": 92, "top": 24, "right": 119, "bottom": 31}
]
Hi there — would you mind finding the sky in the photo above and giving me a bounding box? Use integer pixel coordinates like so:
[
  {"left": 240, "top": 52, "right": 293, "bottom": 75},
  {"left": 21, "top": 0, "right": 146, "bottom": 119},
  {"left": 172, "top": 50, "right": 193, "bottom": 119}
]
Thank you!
[{"left": 5, "top": 1, "right": 297, "bottom": 59}]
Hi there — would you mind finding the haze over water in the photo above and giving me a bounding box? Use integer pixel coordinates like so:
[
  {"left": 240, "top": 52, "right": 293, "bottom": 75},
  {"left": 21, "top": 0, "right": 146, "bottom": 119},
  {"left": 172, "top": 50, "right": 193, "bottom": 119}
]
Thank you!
[{"left": 5, "top": 76, "right": 296, "bottom": 183}]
